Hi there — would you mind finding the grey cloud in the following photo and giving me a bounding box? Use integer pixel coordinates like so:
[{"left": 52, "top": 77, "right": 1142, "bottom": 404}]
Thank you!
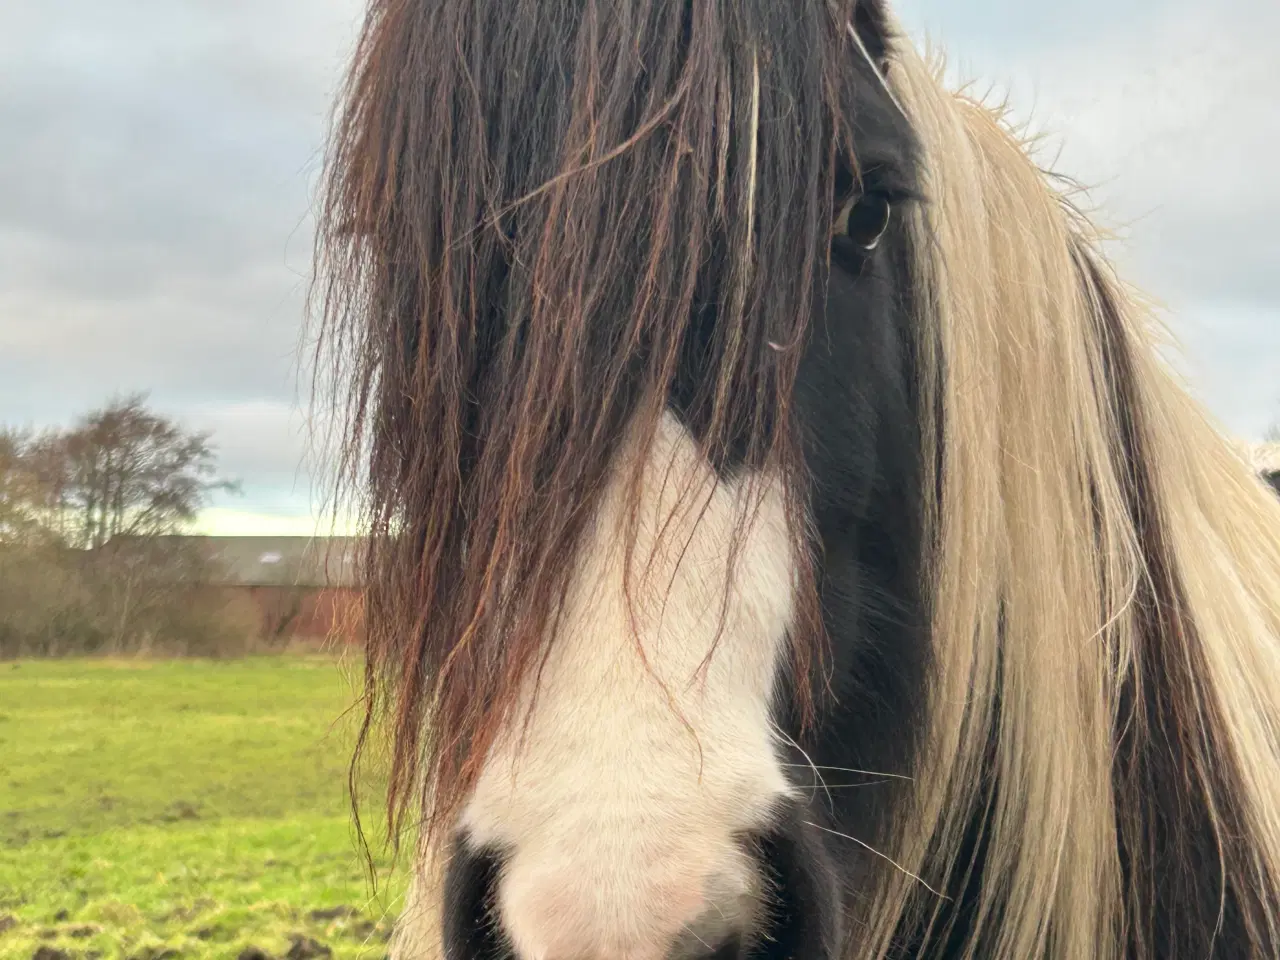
[
  {"left": 901, "top": 0, "right": 1280, "bottom": 436},
  {"left": 1022, "top": 0, "right": 1279, "bottom": 299},
  {"left": 184, "top": 400, "right": 324, "bottom": 517},
  {"left": 0, "top": 0, "right": 361, "bottom": 516},
  {"left": 1170, "top": 300, "right": 1280, "bottom": 439},
  {"left": 0, "top": 0, "right": 360, "bottom": 275},
  {"left": 896, "top": 0, "right": 1169, "bottom": 61}
]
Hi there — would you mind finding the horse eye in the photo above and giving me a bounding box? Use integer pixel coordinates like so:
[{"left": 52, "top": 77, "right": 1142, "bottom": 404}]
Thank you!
[{"left": 835, "top": 193, "right": 893, "bottom": 252}]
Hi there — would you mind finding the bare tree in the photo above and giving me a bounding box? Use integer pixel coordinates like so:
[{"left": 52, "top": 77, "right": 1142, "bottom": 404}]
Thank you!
[
  {"left": 55, "top": 393, "right": 240, "bottom": 549},
  {"left": 1, "top": 398, "right": 239, "bottom": 549}
]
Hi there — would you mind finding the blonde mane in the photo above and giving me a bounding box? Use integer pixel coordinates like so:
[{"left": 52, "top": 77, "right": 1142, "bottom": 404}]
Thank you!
[{"left": 861, "top": 36, "right": 1280, "bottom": 960}]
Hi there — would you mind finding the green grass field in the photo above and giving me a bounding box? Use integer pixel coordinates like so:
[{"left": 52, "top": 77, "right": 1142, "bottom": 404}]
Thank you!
[{"left": 0, "top": 656, "right": 407, "bottom": 960}]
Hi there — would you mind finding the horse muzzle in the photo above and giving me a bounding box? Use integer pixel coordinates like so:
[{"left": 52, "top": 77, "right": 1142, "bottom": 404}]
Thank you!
[{"left": 440, "top": 801, "right": 842, "bottom": 960}]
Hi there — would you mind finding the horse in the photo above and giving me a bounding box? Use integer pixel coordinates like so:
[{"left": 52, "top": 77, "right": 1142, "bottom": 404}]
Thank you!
[{"left": 310, "top": 2, "right": 1280, "bottom": 958}]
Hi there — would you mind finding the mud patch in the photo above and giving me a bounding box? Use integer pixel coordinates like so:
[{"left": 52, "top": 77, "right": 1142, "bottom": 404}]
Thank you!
[
  {"left": 285, "top": 935, "right": 332, "bottom": 960},
  {"left": 156, "top": 802, "right": 200, "bottom": 823}
]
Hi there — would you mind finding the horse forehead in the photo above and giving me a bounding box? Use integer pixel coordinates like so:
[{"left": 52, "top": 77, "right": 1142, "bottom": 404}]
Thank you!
[{"left": 458, "top": 411, "right": 800, "bottom": 960}]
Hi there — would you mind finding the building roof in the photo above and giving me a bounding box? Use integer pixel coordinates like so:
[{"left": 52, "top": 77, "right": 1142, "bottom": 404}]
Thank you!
[{"left": 163, "top": 535, "right": 362, "bottom": 588}]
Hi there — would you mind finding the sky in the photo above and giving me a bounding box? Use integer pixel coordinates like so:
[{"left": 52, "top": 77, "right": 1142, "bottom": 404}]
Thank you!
[{"left": 1, "top": 0, "right": 1276, "bottom": 536}]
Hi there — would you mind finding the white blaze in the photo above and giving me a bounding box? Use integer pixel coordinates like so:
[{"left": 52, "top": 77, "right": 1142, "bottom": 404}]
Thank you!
[{"left": 459, "top": 412, "right": 799, "bottom": 960}]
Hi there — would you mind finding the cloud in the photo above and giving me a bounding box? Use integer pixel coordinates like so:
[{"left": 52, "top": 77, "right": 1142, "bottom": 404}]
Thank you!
[
  {"left": 194, "top": 507, "right": 357, "bottom": 538},
  {"left": 899, "top": 0, "right": 1280, "bottom": 435},
  {"left": 1169, "top": 301, "right": 1280, "bottom": 441},
  {"left": 184, "top": 399, "right": 312, "bottom": 503},
  {"left": 997, "top": 0, "right": 1279, "bottom": 303},
  {"left": 0, "top": 0, "right": 365, "bottom": 519}
]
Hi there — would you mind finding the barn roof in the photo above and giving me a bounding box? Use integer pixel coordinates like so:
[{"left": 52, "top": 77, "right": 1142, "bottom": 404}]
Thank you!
[{"left": 160, "top": 535, "right": 362, "bottom": 588}]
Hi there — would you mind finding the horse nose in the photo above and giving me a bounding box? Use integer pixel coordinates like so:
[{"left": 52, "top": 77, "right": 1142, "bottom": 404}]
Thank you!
[
  {"left": 441, "top": 837, "right": 508, "bottom": 960},
  {"left": 499, "top": 858, "right": 709, "bottom": 960},
  {"left": 439, "top": 804, "right": 842, "bottom": 960},
  {"left": 441, "top": 831, "right": 744, "bottom": 960}
]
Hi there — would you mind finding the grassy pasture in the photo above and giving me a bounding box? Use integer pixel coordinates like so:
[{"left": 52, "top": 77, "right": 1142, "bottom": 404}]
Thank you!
[{"left": 0, "top": 656, "right": 405, "bottom": 960}]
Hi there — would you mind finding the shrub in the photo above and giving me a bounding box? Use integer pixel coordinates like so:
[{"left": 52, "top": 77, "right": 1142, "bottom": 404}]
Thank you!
[{"left": 0, "top": 542, "right": 264, "bottom": 659}]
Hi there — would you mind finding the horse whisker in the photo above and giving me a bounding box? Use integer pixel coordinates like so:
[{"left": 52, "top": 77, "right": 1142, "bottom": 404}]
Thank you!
[
  {"left": 774, "top": 725, "right": 835, "bottom": 811},
  {"left": 781, "top": 763, "right": 914, "bottom": 782},
  {"left": 802, "top": 820, "right": 949, "bottom": 900},
  {"left": 792, "top": 779, "right": 893, "bottom": 790}
]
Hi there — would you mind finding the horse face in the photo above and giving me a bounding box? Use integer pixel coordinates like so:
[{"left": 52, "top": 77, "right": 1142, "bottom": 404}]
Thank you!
[{"left": 438, "top": 6, "right": 926, "bottom": 960}]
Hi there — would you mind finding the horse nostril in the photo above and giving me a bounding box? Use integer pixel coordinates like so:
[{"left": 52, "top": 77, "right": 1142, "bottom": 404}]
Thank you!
[
  {"left": 739, "top": 805, "right": 843, "bottom": 960},
  {"left": 442, "top": 835, "right": 512, "bottom": 960}
]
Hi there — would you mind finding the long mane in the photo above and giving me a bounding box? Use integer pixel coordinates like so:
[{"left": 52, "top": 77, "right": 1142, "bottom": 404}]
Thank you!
[{"left": 874, "top": 37, "right": 1280, "bottom": 960}]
